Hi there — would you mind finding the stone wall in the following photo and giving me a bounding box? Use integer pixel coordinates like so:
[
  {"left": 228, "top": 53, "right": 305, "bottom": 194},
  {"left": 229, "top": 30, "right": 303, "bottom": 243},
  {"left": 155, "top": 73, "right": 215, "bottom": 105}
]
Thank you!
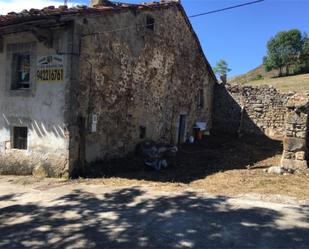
[
  {"left": 281, "top": 93, "right": 309, "bottom": 169},
  {"left": 0, "top": 31, "right": 72, "bottom": 178},
  {"left": 74, "top": 5, "right": 215, "bottom": 164},
  {"left": 214, "top": 84, "right": 289, "bottom": 139},
  {"left": 0, "top": 4, "right": 216, "bottom": 177}
]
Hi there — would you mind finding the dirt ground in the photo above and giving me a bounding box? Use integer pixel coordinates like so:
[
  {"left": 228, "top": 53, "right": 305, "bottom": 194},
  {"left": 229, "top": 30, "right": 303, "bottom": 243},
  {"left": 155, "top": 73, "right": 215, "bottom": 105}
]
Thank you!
[
  {"left": 1, "top": 135, "right": 309, "bottom": 248},
  {"left": 83, "top": 135, "right": 309, "bottom": 201},
  {"left": 0, "top": 176, "right": 309, "bottom": 249}
]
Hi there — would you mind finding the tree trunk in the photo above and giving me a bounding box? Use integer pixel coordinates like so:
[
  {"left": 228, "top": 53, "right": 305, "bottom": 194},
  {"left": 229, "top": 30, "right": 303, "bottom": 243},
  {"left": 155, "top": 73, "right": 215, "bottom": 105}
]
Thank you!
[{"left": 279, "top": 67, "right": 283, "bottom": 77}]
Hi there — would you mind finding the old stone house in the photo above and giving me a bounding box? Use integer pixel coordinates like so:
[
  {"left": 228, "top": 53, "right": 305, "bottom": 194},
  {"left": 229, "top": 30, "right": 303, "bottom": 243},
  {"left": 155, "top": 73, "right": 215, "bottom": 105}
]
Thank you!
[{"left": 0, "top": 0, "right": 216, "bottom": 177}]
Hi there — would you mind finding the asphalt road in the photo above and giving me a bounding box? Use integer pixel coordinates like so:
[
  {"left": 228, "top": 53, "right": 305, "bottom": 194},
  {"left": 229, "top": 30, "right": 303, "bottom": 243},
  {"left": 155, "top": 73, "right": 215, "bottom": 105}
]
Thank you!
[{"left": 0, "top": 176, "right": 308, "bottom": 249}]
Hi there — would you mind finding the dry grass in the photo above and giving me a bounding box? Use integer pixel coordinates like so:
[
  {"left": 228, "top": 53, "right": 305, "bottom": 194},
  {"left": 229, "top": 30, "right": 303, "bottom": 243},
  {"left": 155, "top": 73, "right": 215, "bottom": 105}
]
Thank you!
[
  {"left": 74, "top": 135, "right": 309, "bottom": 201},
  {"left": 229, "top": 65, "right": 279, "bottom": 85},
  {"left": 243, "top": 73, "right": 309, "bottom": 92},
  {"left": 229, "top": 64, "right": 309, "bottom": 92},
  {"left": 75, "top": 151, "right": 309, "bottom": 201},
  {"left": 190, "top": 169, "right": 309, "bottom": 200},
  {"left": 7, "top": 135, "right": 309, "bottom": 201},
  {"left": 74, "top": 167, "right": 309, "bottom": 201}
]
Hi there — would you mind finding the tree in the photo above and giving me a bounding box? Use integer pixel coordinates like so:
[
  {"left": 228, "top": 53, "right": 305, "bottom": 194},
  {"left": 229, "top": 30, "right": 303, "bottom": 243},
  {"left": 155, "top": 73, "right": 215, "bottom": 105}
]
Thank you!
[
  {"left": 213, "top": 59, "right": 231, "bottom": 84},
  {"left": 301, "top": 37, "right": 309, "bottom": 70},
  {"left": 263, "top": 29, "right": 304, "bottom": 76}
]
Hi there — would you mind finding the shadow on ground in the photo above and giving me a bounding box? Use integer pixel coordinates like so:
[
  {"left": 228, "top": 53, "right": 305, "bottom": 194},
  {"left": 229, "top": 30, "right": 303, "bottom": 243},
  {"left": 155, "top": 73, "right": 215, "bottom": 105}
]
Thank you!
[
  {"left": 0, "top": 188, "right": 308, "bottom": 249},
  {"left": 86, "top": 135, "right": 282, "bottom": 184}
]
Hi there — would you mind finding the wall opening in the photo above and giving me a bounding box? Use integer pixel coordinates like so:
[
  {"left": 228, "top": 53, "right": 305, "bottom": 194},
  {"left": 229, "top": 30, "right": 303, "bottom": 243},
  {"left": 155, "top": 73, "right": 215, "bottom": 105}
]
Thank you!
[
  {"left": 178, "top": 115, "right": 187, "bottom": 144},
  {"left": 146, "top": 16, "right": 155, "bottom": 31},
  {"left": 139, "top": 126, "right": 146, "bottom": 139},
  {"left": 12, "top": 126, "right": 28, "bottom": 150},
  {"left": 11, "top": 53, "right": 31, "bottom": 90},
  {"left": 197, "top": 89, "right": 204, "bottom": 109}
]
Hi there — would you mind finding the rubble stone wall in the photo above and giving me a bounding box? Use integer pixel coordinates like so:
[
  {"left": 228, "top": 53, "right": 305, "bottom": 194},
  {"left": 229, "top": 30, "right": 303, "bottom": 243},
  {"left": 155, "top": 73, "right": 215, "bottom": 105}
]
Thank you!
[
  {"left": 281, "top": 93, "right": 309, "bottom": 169},
  {"left": 214, "top": 84, "right": 289, "bottom": 139},
  {"left": 73, "top": 6, "right": 216, "bottom": 164}
]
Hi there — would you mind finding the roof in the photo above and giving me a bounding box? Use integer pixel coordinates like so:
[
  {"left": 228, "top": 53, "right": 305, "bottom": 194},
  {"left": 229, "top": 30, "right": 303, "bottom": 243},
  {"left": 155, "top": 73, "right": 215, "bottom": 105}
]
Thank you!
[
  {"left": 0, "top": 0, "right": 217, "bottom": 82},
  {"left": 0, "top": 1, "right": 178, "bottom": 28}
]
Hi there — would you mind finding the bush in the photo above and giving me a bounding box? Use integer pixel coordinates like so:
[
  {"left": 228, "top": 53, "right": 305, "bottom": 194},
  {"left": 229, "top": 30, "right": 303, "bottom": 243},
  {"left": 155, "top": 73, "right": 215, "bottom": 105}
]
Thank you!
[{"left": 250, "top": 74, "right": 264, "bottom": 81}]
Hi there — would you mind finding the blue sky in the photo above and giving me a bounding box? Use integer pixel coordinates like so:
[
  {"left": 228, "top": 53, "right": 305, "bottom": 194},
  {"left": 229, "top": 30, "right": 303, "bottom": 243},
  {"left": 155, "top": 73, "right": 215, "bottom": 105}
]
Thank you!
[{"left": 1, "top": 0, "right": 308, "bottom": 76}]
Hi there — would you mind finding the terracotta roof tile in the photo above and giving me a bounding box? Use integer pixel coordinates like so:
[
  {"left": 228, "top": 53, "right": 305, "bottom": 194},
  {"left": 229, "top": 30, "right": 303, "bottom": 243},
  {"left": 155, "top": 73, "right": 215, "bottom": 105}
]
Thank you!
[{"left": 0, "top": 1, "right": 179, "bottom": 27}]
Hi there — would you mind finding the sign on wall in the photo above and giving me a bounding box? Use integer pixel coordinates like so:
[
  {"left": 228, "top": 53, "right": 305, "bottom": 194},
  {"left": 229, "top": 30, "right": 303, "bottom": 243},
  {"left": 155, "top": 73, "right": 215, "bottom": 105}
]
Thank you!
[{"left": 36, "top": 55, "right": 64, "bottom": 83}]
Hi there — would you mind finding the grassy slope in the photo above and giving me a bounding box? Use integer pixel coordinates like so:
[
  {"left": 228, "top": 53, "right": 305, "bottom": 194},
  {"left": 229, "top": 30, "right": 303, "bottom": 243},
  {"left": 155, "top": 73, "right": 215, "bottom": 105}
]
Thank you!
[
  {"left": 243, "top": 73, "right": 309, "bottom": 92},
  {"left": 229, "top": 65, "right": 278, "bottom": 85},
  {"left": 229, "top": 65, "right": 309, "bottom": 92}
]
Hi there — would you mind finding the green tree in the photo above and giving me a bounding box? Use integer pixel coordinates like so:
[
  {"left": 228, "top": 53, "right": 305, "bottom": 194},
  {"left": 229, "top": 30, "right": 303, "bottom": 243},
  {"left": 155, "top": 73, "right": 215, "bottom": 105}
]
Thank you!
[
  {"left": 213, "top": 59, "right": 231, "bottom": 83},
  {"left": 301, "top": 37, "right": 309, "bottom": 69},
  {"left": 263, "top": 29, "right": 304, "bottom": 76}
]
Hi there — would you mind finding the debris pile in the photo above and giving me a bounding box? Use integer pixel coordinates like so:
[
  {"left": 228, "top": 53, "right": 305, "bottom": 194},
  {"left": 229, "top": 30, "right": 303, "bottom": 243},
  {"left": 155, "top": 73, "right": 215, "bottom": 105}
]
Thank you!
[
  {"left": 264, "top": 166, "right": 295, "bottom": 175},
  {"left": 136, "top": 140, "right": 178, "bottom": 171}
]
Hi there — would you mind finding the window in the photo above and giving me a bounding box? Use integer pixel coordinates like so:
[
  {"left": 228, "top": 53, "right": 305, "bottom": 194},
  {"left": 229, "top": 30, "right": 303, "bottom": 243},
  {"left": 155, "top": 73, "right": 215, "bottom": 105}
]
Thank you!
[
  {"left": 12, "top": 127, "right": 28, "bottom": 150},
  {"left": 178, "top": 115, "right": 187, "bottom": 144},
  {"left": 146, "top": 16, "right": 155, "bottom": 31},
  {"left": 197, "top": 89, "right": 204, "bottom": 108},
  {"left": 11, "top": 53, "right": 31, "bottom": 90},
  {"left": 6, "top": 42, "right": 36, "bottom": 92},
  {"left": 139, "top": 126, "right": 146, "bottom": 139}
]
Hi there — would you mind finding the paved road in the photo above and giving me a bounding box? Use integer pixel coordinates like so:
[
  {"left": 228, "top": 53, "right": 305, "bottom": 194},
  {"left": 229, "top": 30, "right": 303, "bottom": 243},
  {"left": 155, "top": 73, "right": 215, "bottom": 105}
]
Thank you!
[{"left": 0, "top": 176, "right": 308, "bottom": 249}]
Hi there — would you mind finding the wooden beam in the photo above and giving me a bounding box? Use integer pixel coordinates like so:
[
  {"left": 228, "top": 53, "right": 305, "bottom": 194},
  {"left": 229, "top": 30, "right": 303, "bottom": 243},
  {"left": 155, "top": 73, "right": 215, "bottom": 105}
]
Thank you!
[{"left": 31, "top": 27, "right": 53, "bottom": 48}]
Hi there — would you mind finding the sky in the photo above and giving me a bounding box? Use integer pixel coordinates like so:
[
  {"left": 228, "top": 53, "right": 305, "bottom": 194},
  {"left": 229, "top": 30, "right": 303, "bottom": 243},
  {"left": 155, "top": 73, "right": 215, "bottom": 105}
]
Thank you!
[{"left": 1, "top": 0, "right": 308, "bottom": 76}]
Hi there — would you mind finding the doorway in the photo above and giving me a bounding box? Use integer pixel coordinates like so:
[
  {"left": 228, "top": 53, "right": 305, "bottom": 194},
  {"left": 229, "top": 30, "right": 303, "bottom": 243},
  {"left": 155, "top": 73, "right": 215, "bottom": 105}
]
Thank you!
[{"left": 178, "top": 115, "right": 187, "bottom": 144}]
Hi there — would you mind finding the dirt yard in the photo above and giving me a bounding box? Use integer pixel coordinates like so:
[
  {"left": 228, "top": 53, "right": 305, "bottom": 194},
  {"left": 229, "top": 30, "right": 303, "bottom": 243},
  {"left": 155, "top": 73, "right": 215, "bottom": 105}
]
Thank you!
[
  {"left": 0, "top": 176, "right": 309, "bottom": 249},
  {"left": 1, "top": 135, "right": 309, "bottom": 248},
  {"left": 82, "top": 135, "right": 309, "bottom": 201}
]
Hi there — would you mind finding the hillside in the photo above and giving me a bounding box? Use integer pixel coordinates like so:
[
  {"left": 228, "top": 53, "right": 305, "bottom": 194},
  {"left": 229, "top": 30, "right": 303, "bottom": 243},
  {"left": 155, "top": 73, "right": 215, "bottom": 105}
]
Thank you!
[
  {"left": 229, "top": 65, "right": 279, "bottom": 85},
  {"left": 229, "top": 65, "right": 309, "bottom": 92}
]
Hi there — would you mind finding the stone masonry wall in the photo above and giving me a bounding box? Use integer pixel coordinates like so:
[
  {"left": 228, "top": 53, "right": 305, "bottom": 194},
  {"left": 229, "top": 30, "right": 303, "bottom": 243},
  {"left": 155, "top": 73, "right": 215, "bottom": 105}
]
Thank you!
[
  {"left": 281, "top": 93, "right": 309, "bottom": 169},
  {"left": 214, "top": 84, "right": 289, "bottom": 139},
  {"left": 73, "top": 6, "right": 215, "bottom": 164}
]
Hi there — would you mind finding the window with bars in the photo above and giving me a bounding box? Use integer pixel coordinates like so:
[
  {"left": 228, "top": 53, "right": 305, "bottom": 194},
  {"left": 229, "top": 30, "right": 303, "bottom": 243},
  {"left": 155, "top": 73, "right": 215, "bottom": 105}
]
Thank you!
[
  {"left": 12, "top": 127, "right": 28, "bottom": 150},
  {"left": 11, "top": 53, "right": 31, "bottom": 90}
]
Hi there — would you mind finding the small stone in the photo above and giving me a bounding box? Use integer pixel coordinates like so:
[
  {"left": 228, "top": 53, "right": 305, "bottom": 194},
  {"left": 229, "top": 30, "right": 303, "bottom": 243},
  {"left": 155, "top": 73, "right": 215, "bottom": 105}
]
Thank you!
[
  {"left": 295, "top": 151, "right": 306, "bottom": 161},
  {"left": 254, "top": 108, "right": 263, "bottom": 112},
  {"left": 282, "top": 151, "right": 294, "bottom": 159},
  {"left": 295, "top": 131, "right": 306, "bottom": 139},
  {"left": 281, "top": 158, "right": 308, "bottom": 170},
  {"left": 266, "top": 166, "right": 284, "bottom": 174},
  {"left": 286, "top": 113, "right": 302, "bottom": 125},
  {"left": 283, "top": 137, "right": 306, "bottom": 152}
]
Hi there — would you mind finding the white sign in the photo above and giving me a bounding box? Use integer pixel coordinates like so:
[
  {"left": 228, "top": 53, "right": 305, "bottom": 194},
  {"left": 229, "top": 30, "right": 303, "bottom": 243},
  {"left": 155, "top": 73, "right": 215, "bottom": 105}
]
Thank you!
[{"left": 36, "top": 55, "right": 64, "bottom": 83}]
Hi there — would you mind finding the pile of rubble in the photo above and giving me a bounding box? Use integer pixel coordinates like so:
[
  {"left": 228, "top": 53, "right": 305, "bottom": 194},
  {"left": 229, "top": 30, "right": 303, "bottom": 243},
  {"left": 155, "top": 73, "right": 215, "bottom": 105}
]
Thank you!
[
  {"left": 136, "top": 140, "right": 178, "bottom": 171},
  {"left": 264, "top": 166, "right": 295, "bottom": 175}
]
